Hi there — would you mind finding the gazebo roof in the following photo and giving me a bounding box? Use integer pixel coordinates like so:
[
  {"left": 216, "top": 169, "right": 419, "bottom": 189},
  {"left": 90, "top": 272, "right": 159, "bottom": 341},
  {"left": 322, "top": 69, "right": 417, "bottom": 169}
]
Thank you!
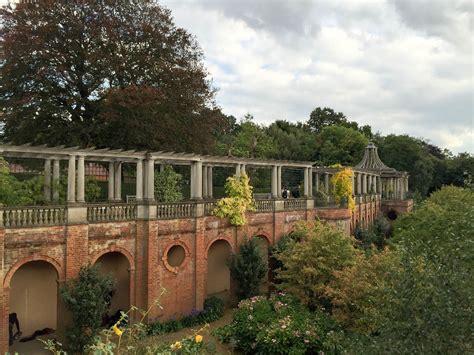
[{"left": 355, "top": 142, "right": 396, "bottom": 172}]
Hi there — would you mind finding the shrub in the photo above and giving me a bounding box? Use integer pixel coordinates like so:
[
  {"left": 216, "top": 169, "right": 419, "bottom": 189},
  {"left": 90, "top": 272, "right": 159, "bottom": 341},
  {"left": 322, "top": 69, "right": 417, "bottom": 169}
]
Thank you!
[
  {"left": 275, "top": 221, "right": 358, "bottom": 310},
  {"left": 354, "top": 216, "right": 392, "bottom": 250},
  {"left": 215, "top": 293, "right": 341, "bottom": 355},
  {"left": 147, "top": 296, "right": 225, "bottom": 336},
  {"left": 213, "top": 173, "right": 256, "bottom": 226},
  {"left": 60, "top": 265, "right": 114, "bottom": 353},
  {"left": 229, "top": 237, "right": 267, "bottom": 300},
  {"left": 154, "top": 164, "right": 183, "bottom": 202}
]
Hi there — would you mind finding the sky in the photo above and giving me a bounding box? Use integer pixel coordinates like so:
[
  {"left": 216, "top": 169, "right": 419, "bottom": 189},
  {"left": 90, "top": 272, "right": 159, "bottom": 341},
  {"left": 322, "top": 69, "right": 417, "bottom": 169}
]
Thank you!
[{"left": 159, "top": 0, "right": 473, "bottom": 154}]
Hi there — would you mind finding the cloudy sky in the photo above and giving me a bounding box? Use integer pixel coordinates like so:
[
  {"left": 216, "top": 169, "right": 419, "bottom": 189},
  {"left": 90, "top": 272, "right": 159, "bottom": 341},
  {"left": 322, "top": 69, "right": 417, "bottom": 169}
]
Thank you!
[{"left": 160, "top": 0, "right": 473, "bottom": 153}]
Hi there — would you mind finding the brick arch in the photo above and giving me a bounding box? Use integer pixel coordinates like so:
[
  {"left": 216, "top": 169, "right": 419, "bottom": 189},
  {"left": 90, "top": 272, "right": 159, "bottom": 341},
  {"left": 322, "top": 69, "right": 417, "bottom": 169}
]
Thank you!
[
  {"left": 3, "top": 254, "right": 63, "bottom": 288},
  {"left": 254, "top": 231, "right": 272, "bottom": 245},
  {"left": 205, "top": 236, "right": 235, "bottom": 259},
  {"left": 90, "top": 246, "right": 135, "bottom": 271}
]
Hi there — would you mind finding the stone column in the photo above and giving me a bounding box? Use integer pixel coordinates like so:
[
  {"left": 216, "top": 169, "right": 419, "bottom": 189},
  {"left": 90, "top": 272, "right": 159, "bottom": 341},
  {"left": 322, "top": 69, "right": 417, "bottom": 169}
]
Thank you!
[
  {"left": 405, "top": 177, "right": 409, "bottom": 196},
  {"left": 114, "top": 162, "right": 122, "bottom": 201},
  {"left": 315, "top": 172, "right": 320, "bottom": 193},
  {"left": 202, "top": 165, "right": 208, "bottom": 198},
  {"left": 357, "top": 172, "right": 362, "bottom": 195},
  {"left": 373, "top": 175, "right": 377, "bottom": 194},
  {"left": 303, "top": 167, "right": 309, "bottom": 197},
  {"left": 136, "top": 159, "right": 143, "bottom": 201},
  {"left": 235, "top": 163, "right": 241, "bottom": 178},
  {"left": 146, "top": 159, "right": 155, "bottom": 201},
  {"left": 308, "top": 169, "right": 313, "bottom": 197},
  {"left": 240, "top": 164, "right": 246, "bottom": 176},
  {"left": 44, "top": 159, "right": 52, "bottom": 202},
  {"left": 351, "top": 172, "right": 355, "bottom": 195},
  {"left": 190, "top": 163, "right": 195, "bottom": 199},
  {"left": 277, "top": 166, "right": 282, "bottom": 197},
  {"left": 207, "top": 166, "right": 213, "bottom": 198},
  {"left": 362, "top": 173, "right": 367, "bottom": 194},
  {"left": 108, "top": 162, "right": 114, "bottom": 201},
  {"left": 324, "top": 173, "right": 330, "bottom": 194},
  {"left": 76, "top": 156, "right": 85, "bottom": 203},
  {"left": 271, "top": 165, "right": 278, "bottom": 198},
  {"left": 52, "top": 159, "right": 60, "bottom": 202},
  {"left": 67, "top": 155, "right": 76, "bottom": 203},
  {"left": 195, "top": 161, "right": 203, "bottom": 200}
]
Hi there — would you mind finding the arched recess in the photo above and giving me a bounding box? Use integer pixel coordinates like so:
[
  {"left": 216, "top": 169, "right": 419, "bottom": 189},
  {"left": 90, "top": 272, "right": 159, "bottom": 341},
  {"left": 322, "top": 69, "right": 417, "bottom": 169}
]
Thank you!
[
  {"left": 9, "top": 260, "right": 59, "bottom": 338},
  {"left": 206, "top": 239, "right": 232, "bottom": 304},
  {"left": 255, "top": 235, "right": 270, "bottom": 294},
  {"left": 94, "top": 252, "right": 131, "bottom": 314}
]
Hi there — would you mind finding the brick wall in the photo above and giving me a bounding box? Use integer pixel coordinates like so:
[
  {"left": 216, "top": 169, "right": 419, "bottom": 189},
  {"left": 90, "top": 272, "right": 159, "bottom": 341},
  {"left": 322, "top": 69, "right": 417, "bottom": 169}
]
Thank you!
[{"left": 0, "top": 205, "right": 374, "bottom": 353}]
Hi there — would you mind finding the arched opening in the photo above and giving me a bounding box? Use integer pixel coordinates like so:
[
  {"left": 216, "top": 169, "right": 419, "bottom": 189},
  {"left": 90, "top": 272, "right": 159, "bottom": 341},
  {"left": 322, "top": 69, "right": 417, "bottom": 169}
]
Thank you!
[
  {"left": 95, "top": 252, "right": 130, "bottom": 315},
  {"left": 387, "top": 209, "right": 398, "bottom": 221},
  {"left": 255, "top": 236, "right": 270, "bottom": 294},
  {"left": 207, "top": 240, "right": 232, "bottom": 303},
  {"left": 9, "top": 261, "right": 58, "bottom": 349}
]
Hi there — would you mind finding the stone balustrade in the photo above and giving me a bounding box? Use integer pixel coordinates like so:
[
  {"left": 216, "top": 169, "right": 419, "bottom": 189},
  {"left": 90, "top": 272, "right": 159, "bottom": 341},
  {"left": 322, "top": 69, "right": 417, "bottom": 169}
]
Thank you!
[
  {"left": 87, "top": 203, "right": 137, "bottom": 222},
  {"left": 156, "top": 201, "right": 196, "bottom": 219},
  {"left": 255, "top": 199, "right": 274, "bottom": 213},
  {"left": 283, "top": 198, "right": 307, "bottom": 211},
  {"left": 204, "top": 201, "right": 217, "bottom": 216},
  {"left": 1, "top": 206, "right": 66, "bottom": 227}
]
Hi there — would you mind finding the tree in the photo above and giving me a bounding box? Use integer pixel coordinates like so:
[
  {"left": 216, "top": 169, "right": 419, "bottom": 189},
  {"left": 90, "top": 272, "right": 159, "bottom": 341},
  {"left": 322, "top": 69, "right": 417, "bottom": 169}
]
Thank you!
[
  {"left": 60, "top": 265, "right": 114, "bottom": 353},
  {"left": 317, "top": 126, "right": 368, "bottom": 166},
  {"left": 377, "top": 135, "right": 435, "bottom": 196},
  {"left": 368, "top": 186, "right": 474, "bottom": 353},
  {"left": 308, "top": 107, "right": 353, "bottom": 133},
  {"left": 217, "top": 114, "right": 276, "bottom": 158},
  {"left": 0, "top": 1, "right": 222, "bottom": 153},
  {"left": 275, "top": 221, "right": 358, "bottom": 310},
  {"left": 229, "top": 237, "right": 267, "bottom": 300},
  {"left": 154, "top": 165, "right": 183, "bottom": 202}
]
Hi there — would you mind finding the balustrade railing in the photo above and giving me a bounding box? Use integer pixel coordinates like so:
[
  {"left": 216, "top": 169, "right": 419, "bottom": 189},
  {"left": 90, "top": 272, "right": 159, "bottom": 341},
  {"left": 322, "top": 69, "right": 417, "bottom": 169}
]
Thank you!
[
  {"left": 283, "top": 198, "right": 306, "bottom": 211},
  {"left": 157, "top": 202, "right": 196, "bottom": 219},
  {"left": 1, "top": 206, "right": 66, "bottom": 227},
  {"left": 255, "top": 199, "right": 274, "bottom": 213},
  {"left": 204, "top": 201, "right": 217, "bottom": 216},
  {"left": 87, "top": 203, "right": 137, "bottom": 222}
]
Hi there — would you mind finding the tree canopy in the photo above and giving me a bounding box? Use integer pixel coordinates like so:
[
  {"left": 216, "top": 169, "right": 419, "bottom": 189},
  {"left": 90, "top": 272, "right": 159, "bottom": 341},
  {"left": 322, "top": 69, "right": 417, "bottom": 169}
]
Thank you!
[{"left": 0, "top": 0, "right": 224, "bottom": 153}]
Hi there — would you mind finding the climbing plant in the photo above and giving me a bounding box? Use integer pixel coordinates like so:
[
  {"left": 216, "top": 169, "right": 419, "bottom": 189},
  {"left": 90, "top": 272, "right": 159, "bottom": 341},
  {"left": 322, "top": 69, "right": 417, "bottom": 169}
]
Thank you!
[
  {"left": 213, "top": 173, "right": 256, "bottom": 226},
  {"left": 330, "top": 164, "right": 355, "bottom": 210}
]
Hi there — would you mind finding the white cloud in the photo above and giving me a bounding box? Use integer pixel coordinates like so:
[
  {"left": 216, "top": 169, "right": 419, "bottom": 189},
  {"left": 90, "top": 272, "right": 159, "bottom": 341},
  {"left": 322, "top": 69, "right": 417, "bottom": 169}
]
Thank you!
[{"left": 163, "top": 0, "right": 473, "bottom": 153}]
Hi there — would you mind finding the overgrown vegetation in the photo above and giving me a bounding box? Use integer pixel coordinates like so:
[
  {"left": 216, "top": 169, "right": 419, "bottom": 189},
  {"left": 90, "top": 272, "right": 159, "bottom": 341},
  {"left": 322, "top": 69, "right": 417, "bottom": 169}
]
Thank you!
[
  {"left": 214, "top": 293, "right": 342, "bottom": 355},
  {"left": 329, "top": 164, "right": 355, "bottom": 210},
  {"left": 154, "top": 165, "right": 183, "bottom": 202},
  {"left": 60, "top": 265, "right": 114, "bottom": 353},
  {"left": 229, "top": 237, "right": 267, "bottom": 300},
  {"left": 147, "top": 296, "right": 225, "bottom": 336},
  {"left": 213, "top": 173, "right": 256, "bottom": 226}
]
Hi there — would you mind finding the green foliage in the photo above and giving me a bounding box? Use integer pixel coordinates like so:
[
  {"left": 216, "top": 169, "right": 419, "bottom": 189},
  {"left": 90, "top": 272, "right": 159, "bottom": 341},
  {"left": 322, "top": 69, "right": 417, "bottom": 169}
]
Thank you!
[
  {"left": 229, "top": 237, "right": 267, "bottom": 300},
  {"left": 213, "top": 173, "right": 256, "bottom": 226},
  {"left": 317, "top": 126, "right": 369, "bottom": 166},
  {"left": 147, "top": 296, "right": 224, "bottom": 336},
  {"left": 214, "top": 293, "right": 341, "bottom": 355},
  {"left": 329, "top": 165, "right": 355, "bottom": 210},
  {"left": 60, "top": 265, "right": 114, "bottom": 353},
  {"left": 154, "top": 165, "right": 183, "bottom": 202},
  {"left": 367, "top": 186, "right": 474, "bottom": 354},
  {"left": 269, "top": 231, "right": 305, "bottom": 272},
  {"left": 275, "top": 221, "right": 358, "bottom": 310},
  {"left": 85, "top": 177, "right": 101, "bottom": 203},
  {"left": 0, "top": 1, "right": 224, "bottom": 154},
  {"left": 354, "top": 216, "right": 392, "bottom": 250}
]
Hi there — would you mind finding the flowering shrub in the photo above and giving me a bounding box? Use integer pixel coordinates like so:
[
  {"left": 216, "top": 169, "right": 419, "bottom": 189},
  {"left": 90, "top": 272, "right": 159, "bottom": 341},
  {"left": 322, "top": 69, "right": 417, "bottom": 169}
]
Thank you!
[
  {"left": 213, "top": 173, "right": 256, "bottom": 226},
  {"left": 214, "top": 293, "right": 341, "bottom": 354},
  {"left": 329, "top": 164, "right": 355, "bottom": 210}
]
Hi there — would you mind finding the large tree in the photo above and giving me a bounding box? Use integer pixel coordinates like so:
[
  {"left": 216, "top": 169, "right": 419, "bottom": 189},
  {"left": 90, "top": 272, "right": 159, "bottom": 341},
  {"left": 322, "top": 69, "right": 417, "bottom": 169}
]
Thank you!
[{"left": 0, "top": 0, "right": 222, "bottom": 152}]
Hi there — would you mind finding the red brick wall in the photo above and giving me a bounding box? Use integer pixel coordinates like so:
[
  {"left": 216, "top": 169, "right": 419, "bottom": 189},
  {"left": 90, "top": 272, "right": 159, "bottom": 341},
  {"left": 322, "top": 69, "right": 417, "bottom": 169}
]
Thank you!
[{"left": 0, "top": 205, "right": 373, "bottom": 353}]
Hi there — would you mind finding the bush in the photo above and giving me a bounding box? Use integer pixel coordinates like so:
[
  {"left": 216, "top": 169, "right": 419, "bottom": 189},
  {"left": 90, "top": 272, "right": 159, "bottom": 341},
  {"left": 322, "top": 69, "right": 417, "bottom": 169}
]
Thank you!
[
  {"left": 275, "top": 221, "right": 358, "bottom": 310},
  {"left": 214, "top": 293, "right": 341, "bottom": 355},
  {"left": 229, "top": 237, "right": 267, "bottom": 300},
  {"left": 60, "top": 265, "right": 114, "bottom": 353},
  {"left": 354, "top": 216, "right": 392, "bottom": 250},
  {"left": 154, "top": 165, "right": 183, "bottom": 202},
  {"left": 147, "top": 296, "right": 225, "bottom": 336}
]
